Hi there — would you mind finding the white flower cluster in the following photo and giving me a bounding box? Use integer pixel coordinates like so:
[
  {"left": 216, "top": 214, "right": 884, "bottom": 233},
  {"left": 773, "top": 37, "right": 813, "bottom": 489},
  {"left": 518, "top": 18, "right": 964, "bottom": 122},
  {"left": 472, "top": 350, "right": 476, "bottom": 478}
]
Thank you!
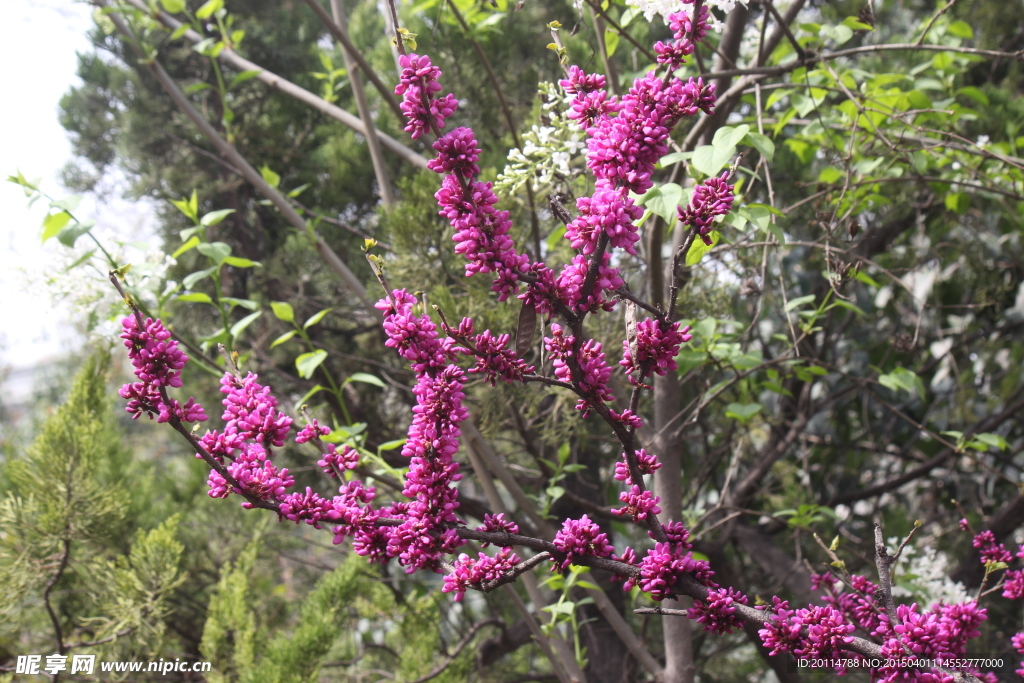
[
  {"left": 36, "top": 240, "right": 175, "bottom": 337},
  {"left": 890, "top": 543, "right": 968, "bottom": 605},
  {"left": 494, "top": 82, "right": 586, "bottom": 196},
  {"left": 625, "top": 0, "right": 749, "bottom": 30}
]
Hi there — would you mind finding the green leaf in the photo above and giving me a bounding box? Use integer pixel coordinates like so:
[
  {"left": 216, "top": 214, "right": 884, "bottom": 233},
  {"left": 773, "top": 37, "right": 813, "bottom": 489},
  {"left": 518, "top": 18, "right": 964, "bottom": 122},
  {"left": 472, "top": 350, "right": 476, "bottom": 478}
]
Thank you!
[
  {"left": 944, "top": 192, "right": 970, "bottom": 215},
  {"left": 832, "top": 299, "right": 866, "bottom": 316},
  {"left": 972, "top": 433, "right": 1010, "bottom": 451},
  {"left": 675, "top": 350, "right": 706, "bottom": 376},
  {"left": 296, "top": 350, "right": 328, "bottom": 379},
  {"left": 184, "top": 82, "right": 212, "bottom": 95},
  {"left": 171, "top": 191, "right": 199, "bottom": 222},
  {"left": 41, "top": 211, "right": 72, "bottom": 242},
  {"left": 177, "top": 292, "right": 213, "bottom": 304},
  {"left": 229, "top": 69, "right": 262, "bottom": 88},
  {"left": 956, "top": 86, "right": 989, "bottom": 107},
  {"left": 270, "top": 301, "right": 295, "bottom": 323},
  {"left": 201, "top": 208, "right": 236, "bottom": 226},
  {"left": 692, "top": 144, "right": 735, "bottom": 177},
  {"left": 743, "top": 132, "right": 775, "bottom": 161},
  {"left": 183, "top": 266, "right": 218, "bottom": 289},
  {"left": 644, "top": 183, "right": 684, "bottom": 223},
  {"left": 294, "top": 384, "right": 325, "bottom": 410},
  {"left": 685, "top": 230, "right": 720, "bottom": 266},
  {"left": 713, "top": 125, "right": 750, "bottom": 150},
  {"left": 604, "top": 28, "right": 619, "bottom": 57},
  {"left": 270, "top": 330, "right": 297, "bottom": 348},
  {"left": 56, "top": 220, "right": 96, "bottom": 248},
  {"left": 347, "top": 372, "right": 385, "bottom": 388},
  {"left": 785, "top": 294, "right": 817, "bottom": 312},
  {"left": 818, "top": 166, "right": 844, "bottom": 184},
  {"left": 49, "top": 196, "right": 82, "bottom": 212},
  {"left": 195, "top": 0, "right": 223, "bottom": 19},
  {"left": 172, "top": 236, "right": 201, "bottom": 258},
  {"left": 223, "top": 256, "right": 260, "bottom": 268},
  {"left": 287, "top": 183, "right": 311, "bottom": 198},
  {"left": 558, "top": 442, "right": 571, "bottom": 464},
  {"left": 260, "top": 165, "right": 281, "bottom": 189},
  {"left": 378, "top": 439, "right": 407, "bottom": 451},
  {"left": 230, "top": 310, "right": 262, "bottom": 339},
  {"left": 946, "top": 20, "right": 973, "bottom": 39},
  {"left": 659, "top": 151, "right": 690, "bottom": 167},
  {"left": 841, "top": 16, "right": 873, "bottom": 31},
  {"left": 878, "top": 367, "right": 925, "bottom": 400},
  {"left": 197, "top": 241, "right": 232, "bottom": 264},
  {"left": 160, "top": 0, "right": 186, "bottom": 12},
  {"left": 546, "top": 485, "right": 566, "bottom": 502},
  {"left": 303, "top": 308, "right": 333, "bottom": 329},
  {"left": 220, "top": 297, "right": 259, "bottom": 310},
  {"left": 726, "top": 402, "right": 763, "bottom": 423}
]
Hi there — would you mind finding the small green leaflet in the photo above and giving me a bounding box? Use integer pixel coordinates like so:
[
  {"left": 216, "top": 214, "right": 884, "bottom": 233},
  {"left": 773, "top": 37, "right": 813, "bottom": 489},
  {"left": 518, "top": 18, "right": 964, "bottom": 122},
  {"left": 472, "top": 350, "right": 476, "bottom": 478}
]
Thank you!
[
  {"left": 172, "top": 236, "right": 201, "bottom": 258},
  {"left": 296, "top": 350, "right": 328, "bottom": 379},
  {"left": 41, "top": 212, "right": 72, "bottom": 242},
  {"left": 57, "top": 221, "right": 96, "bottom": 248},
  {"left": 271, "top": 301, "right": 295, "bottom": 322},
  {"left": 304, "top": 308, "right": 332, "bottom": 329},
  {"left": 270, "top": 330, "right": 296, "bottom": 348},
  {"left": 347, "top": 372, "right": 385, "bottom": 388},
  {"left": 201, "top": 209, "right": 235, "bottom": 226},
  {"left": 229, "top": 310, "right": 262, "bottom": 339},
  {"left": 726, "top": 403, "right": 762, "bottom": 422},
  {"left": 878, "top": 367, "right": 924, "bottom": 400},
  {"left": 685, "top": 231, "right": 720, "bottom": 266},
  {"left": 183, "top": 266, "right": 218, "bottom": 289},
  {"left": 177, "top": 292, "right": 213, "bottom": 304}
]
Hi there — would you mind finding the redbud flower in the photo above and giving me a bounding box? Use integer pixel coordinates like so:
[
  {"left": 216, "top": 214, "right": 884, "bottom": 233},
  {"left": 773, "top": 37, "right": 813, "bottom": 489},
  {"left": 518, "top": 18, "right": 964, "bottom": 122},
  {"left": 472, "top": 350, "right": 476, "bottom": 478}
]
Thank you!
[
  {"left": 620, "top": 318, "right": 692, "bottom": 382},
  {"left": 613, "top": 485, "right": 662, "bottom": 522},
  {"left": 679, "top": 172, "right": 735, "bottom": 246},
  {"left": 566, "top": 188, "right": 643, "bottom": 255},
  {"left": 318, "top": 443, "right": 360, "bottom": 476},
  {"left": 442, "top": 547, "right": 520, "bottom": 602},
  {"left": 428, "top": 127, "right": 481, "bottom": 177},
  {"left": 394, "top": 53, "right": 458, "bottom": 138},
  {"left": 973, "top": 530, "right": 1013, "bottom": 565},
  {"left": 120, "top": 316, "right": 188, "bottom": 388},
  {"left": 690, "top": 587, "right": 748, "bottom": 635},
  {"left": 552, "top": 515, "right": 615, "bottom": 570},
  {"left": 614, "top": 448, "right": 662, "bottom": 481},
  {"left": 466, "top": 329, "right": 535, "bottom": 385},
  {"left": 220, "top": 372, "right": 293, "bottom": 447},
  {"left": 295, "top": 419, "right": 331, "bottom": 444}
]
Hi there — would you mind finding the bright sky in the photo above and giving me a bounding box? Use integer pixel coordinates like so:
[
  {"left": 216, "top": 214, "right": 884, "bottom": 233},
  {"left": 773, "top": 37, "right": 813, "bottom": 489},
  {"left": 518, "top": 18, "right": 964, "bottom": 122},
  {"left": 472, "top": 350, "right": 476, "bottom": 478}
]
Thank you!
[{"left": 0, "top": 0, "right": 152, "bottom": 372}]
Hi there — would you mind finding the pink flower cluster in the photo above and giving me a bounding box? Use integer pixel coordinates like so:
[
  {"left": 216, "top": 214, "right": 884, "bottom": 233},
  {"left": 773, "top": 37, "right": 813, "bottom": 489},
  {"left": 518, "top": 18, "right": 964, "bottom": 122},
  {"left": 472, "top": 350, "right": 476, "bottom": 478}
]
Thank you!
[
  {"left": 442, "top": 547, "right": 521, "bottom": 601},
  {"left": 118, "top": 316, "right": 207, "bottom": 424},
  {"left": 456, "top": 319, "right": 535, "bottom": 385},
  {"left": 620, "top": 318, "right": 693, "bottom": 383},
  {"left": 565, "top": 188, "right": 644, "bottom": 255},
  {"left": 395, "top": 53, "right": 458, "bottom": 139},
  {"left": 401, "top": 56, "right": 530, "bottom": 302},
  {"left": 758, "top": 599, "right": 856, "bottom": 672},
  {"left": 654, "top": 5, "right": 710, "bottom": 69},
  {"left": 614, "top": 448, "right": 662, "bottom": 482},
  {"left": 637, "top": 541, "right": 713, "bottom": 601},
  {"left": 560, "top": 66, "right": 622, "bottom": 132},
  {"left": 973, "top": 530, "right": 1014, "bottom": 565},
  {"left": 612, "top": 485, "right": 662, "bottom": 522},
  {"left": 207, "top": 441, "right": 294, "bottom": 508},
  {"left": 689, "top": 587, "right": 748, "bottom": 635},
  {"left": 586, "top": 73, "right": 714, "bottom": 195},
  {"left": 376, "top": 289, "right": 469, "bottom": 571},
  {"left": 219, "top": 372, "right": 294, "bottom": 447},
  {"left": 552, "top": 515, "right": 615, "bottom": 570},
  {"left": 679, "top": 172, "right": 735, "bottom": 246},
  {"left": 545, "top": 324, "right": 614, "bottom": 416},
  {"left": 554, "top": 253, "right": 623, "bottom": 313}
]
